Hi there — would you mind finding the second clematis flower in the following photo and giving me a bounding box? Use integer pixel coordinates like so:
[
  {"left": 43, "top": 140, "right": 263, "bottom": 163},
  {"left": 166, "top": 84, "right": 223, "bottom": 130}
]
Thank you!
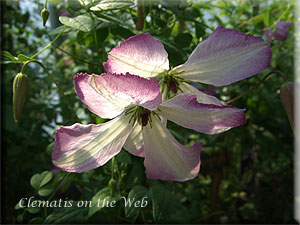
[
  {"left": 264, "top": 21, "right": 292, "bottom": 42},
  {"left": 103, "top": 26, "right": 272, "bottom": 100},
  {"left": 52, "top": 72, "right": 246, "bottom": 181}
]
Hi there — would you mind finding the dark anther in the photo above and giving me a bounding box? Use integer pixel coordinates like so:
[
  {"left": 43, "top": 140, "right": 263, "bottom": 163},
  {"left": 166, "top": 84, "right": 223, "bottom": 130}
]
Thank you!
[
  {"left": 140, "top": 110, "right": 151, "bottom": 126},
  {"left": 168, "top": 77, "right": 178, "bottom": 94}
]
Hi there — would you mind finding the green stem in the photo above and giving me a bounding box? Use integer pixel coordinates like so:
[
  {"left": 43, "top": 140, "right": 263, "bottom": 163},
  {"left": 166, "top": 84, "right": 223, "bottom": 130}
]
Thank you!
[
  {"left": 44, "top": 0, "right": 48, "bottom": 9},
  {"left": 21, "top": 59, "right": 81, "bottom": 122},
  {"left": 111, "top": 157, "right": 115, "bottom": 179},
  {"left": 225, "top": 70, "right": 287, "bottom": 104},
  {"left": 30, "top": 26, "right": 66, "bottom": 59},
  {"left": 48, "top": 173, "right": 71, "bottom": 202},
  {"left": 44, "top": 173, "right": 71, "bottom": 218}
]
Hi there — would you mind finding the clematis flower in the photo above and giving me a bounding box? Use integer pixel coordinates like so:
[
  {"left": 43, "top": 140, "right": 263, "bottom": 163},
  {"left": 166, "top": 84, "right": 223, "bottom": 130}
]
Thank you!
[
  {"left": 264, "top": 22, "right": 292, "bottom": 42},
  {"left": 52, "top": 72, "right": 246, "bottom": 181},
  {"left": 103, "top": 26, "right": 272, "bottom": 100}
]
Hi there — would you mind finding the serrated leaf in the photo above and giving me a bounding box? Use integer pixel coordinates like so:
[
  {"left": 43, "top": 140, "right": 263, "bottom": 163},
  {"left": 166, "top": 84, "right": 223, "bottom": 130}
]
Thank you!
[
  {"left": 1, "top": 51, "right": 17, "bottom": 62},
  {"left": 150, "top": 184, "right": 178, "bottom": 222},
  {"left": 125, "top": 185, "right": 149, "bottom": 218},
  {"left": 88, "top": 187, "right": 121, "bottom": 218},
  {"left": 38, "top": 183, "right": 54, "bottom": 197},
  {"left": 59, "top": 15, "right": 93, "bottom": 32},
  {"left": 44, "top": 202, "right": 88, "bottom": 224},
  {"left": 90, "top": 0, "right": 134, "bottom": 11}
]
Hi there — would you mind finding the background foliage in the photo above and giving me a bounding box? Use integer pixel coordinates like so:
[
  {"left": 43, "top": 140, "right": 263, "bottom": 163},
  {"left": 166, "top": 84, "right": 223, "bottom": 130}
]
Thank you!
[{"left": 1, "top": 0, "right": 296, "bottom": 223}]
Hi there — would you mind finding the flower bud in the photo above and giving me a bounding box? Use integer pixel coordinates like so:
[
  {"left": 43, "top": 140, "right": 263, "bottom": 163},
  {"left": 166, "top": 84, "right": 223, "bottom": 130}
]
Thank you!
[
  {"left": 41, "top": 8, "right": 49, "bottom": 26},
  {"left": 108, "top": 178, "right": 117, "bottom": 196},
  {"left": 13, "top": 73, "right": 28, "bottom": 122},
  {"left": 280, "top": 82, "right": 294, "bottom": 131}
]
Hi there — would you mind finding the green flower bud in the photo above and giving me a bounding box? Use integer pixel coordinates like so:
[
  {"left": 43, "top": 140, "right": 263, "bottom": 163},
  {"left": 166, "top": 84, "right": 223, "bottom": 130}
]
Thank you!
[
  {"left": 41, "top": 8, "right": 49, "bottom": 26},
  {"left": 108, "top": 178, "right": 117, "bottom": 196},
  {"left": 280, "top": 82, "right": 294, "bottom": 132},
  {"left": 13, "top": 72, "right": 28, "bottom": 122}
]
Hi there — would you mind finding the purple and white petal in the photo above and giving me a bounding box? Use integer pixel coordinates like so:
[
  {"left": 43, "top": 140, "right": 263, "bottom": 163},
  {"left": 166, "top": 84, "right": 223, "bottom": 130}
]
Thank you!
[
  {"left": 123, "top": 123, "right": 144, "bottom": 157},
  {"left": 159, "top": 93, "right": 246, "bottom": 134},
  {"left": 142, "top": 115, "right": 201, "bottom": 182},
  {"left": 179, "top": 82, "right": 225, "bottom": 105},
  {"left": 103, "top": 33, "right": 169, "bottom": 78},
  {"left": 174, "top": 26, "right": 272, "bottom": 86},
  {"left": 74, "top": 73, "right": 162, "bottom": 119},
  {"left": 52, "top": 114, "right": 134, "bottom": 173}
]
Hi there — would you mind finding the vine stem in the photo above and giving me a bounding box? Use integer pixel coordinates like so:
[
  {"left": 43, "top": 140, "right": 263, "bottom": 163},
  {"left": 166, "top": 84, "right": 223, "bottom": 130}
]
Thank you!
[
  {"left": 111, "top": 157, "right": 115, "bottom": 179},
  {"left": 44, "top": 0, "right": 48, "bottom": 8},
  {"left": 30, "top": 26, "right": 66, "bottom": 59},
  {"left": 44, "top": 173, "right": 71, "bottom": 217},
  {"left": 225, "top": 70, "right": 287, "bottom": 105},
  {"left": 21, "top": 59, "right": 81, "bottom": 122}
]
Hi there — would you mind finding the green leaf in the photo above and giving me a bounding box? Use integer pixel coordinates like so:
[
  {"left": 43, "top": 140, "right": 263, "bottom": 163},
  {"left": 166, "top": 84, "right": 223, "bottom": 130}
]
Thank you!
[
  {"left": 116, "top": 150, "right": 132, "bottom": 164},
  {"left": 38, "top": 183, "right": 54, "bottom": 197},
  {"left": 125, "top": 185, "right": 149, "bottom": 218},
  {"left": 59, "top": 15, "right": 93, "bottom": 32},
  {"left": 27, "top": 207, "right": 41, "bottom": 214},
  {"left": 28, "top": 217, "right": 44, "bottom": 224},
  {"left": 195, "top": 23, "right": 206, "bottom": 38},
  {"left": 40, "top": 171, "right": 53, "bottom": 187},
  {"left": 46, "top": 142, "right": 54, "bottom": 155},
  {"left": 175, "top": 33, "right": 193, "bottom": 48},
  {"left": 67, "top": 0, "right": 83, "bottom": 10},
  {"left": 88, "top": 187, "right": 121, "bottom": 218},
  {"left": 150, "top": 184, "right": 178, "bottom": 222},
  {"left": 17, "top": 213, "right": 24, "bottom": 223},
  {"left": 124, "top": 157, "right": 145, "bottom": 189},
  {"left": 90, "top": 0, "right": 134, "bottom": 11},
  {"left": 15, "top": 199, "right": 25, "bottom": 210},
  {"left": 44, "top": 202, "right": 88, "bottom": 224},
  {"left": 30, "top": 171, "right": 53, "bottom": 191},
  {"left": 264, "top": 10, "right": 274, "bottom": 27},
  {"left": 18, "top": 54, "right": 31, "bottom": 63},
  {"left": 1, "top": 51, "right": 17, "bottom": 62},
  {"left": 48, "top": 25, "right": 69, "bottom": 36}
]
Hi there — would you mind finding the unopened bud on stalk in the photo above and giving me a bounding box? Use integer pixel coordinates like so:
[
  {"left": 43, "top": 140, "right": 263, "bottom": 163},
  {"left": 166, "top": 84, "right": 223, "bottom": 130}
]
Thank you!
[
  {"left": 108, "top": 178, "right": 118, "bottom": 196},
  {"left": 13, "top": 72, "right": 28, "bottom": 122},
  {"left": 41, "top": 8, "right": 49, "bottom": 26},
  {"left": 280, "top": 82, "right": 294, "bottom": 131}
]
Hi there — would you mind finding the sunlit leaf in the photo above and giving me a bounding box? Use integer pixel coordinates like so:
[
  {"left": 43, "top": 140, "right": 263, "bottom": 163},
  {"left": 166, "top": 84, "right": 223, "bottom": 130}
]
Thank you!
[
  {"left": 90, "top": 0, "right": 134, "bottom": 11},
  {"left": 59, "top": 16, "right": 93, "bottom": 32}
]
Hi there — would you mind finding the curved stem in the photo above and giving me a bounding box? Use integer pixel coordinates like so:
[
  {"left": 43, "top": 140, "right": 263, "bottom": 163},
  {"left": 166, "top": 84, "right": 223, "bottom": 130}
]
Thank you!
[
  {"left": 21, "top": 59, "right": 81, "bottom": 122},
  {"left": 225, "top": 70, "right": 287, "bottom": 105},
  {"left": 30, "top": 26, "right": 66, "bottom": 59}
]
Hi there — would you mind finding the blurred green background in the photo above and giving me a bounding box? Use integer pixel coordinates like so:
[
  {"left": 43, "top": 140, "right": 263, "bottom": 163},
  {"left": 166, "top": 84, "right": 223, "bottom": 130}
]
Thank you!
[{"left": 1, "top": 0, "right": 296, "bottom": 223}]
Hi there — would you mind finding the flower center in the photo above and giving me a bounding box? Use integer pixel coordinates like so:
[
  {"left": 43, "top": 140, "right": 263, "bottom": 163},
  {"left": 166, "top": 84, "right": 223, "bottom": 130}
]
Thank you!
[
  {"left": 158, "top": 68, "right": 187, "bottom": 100},
  {"left": 125, "top": 106, "right": 160, "bottom": 127}
]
